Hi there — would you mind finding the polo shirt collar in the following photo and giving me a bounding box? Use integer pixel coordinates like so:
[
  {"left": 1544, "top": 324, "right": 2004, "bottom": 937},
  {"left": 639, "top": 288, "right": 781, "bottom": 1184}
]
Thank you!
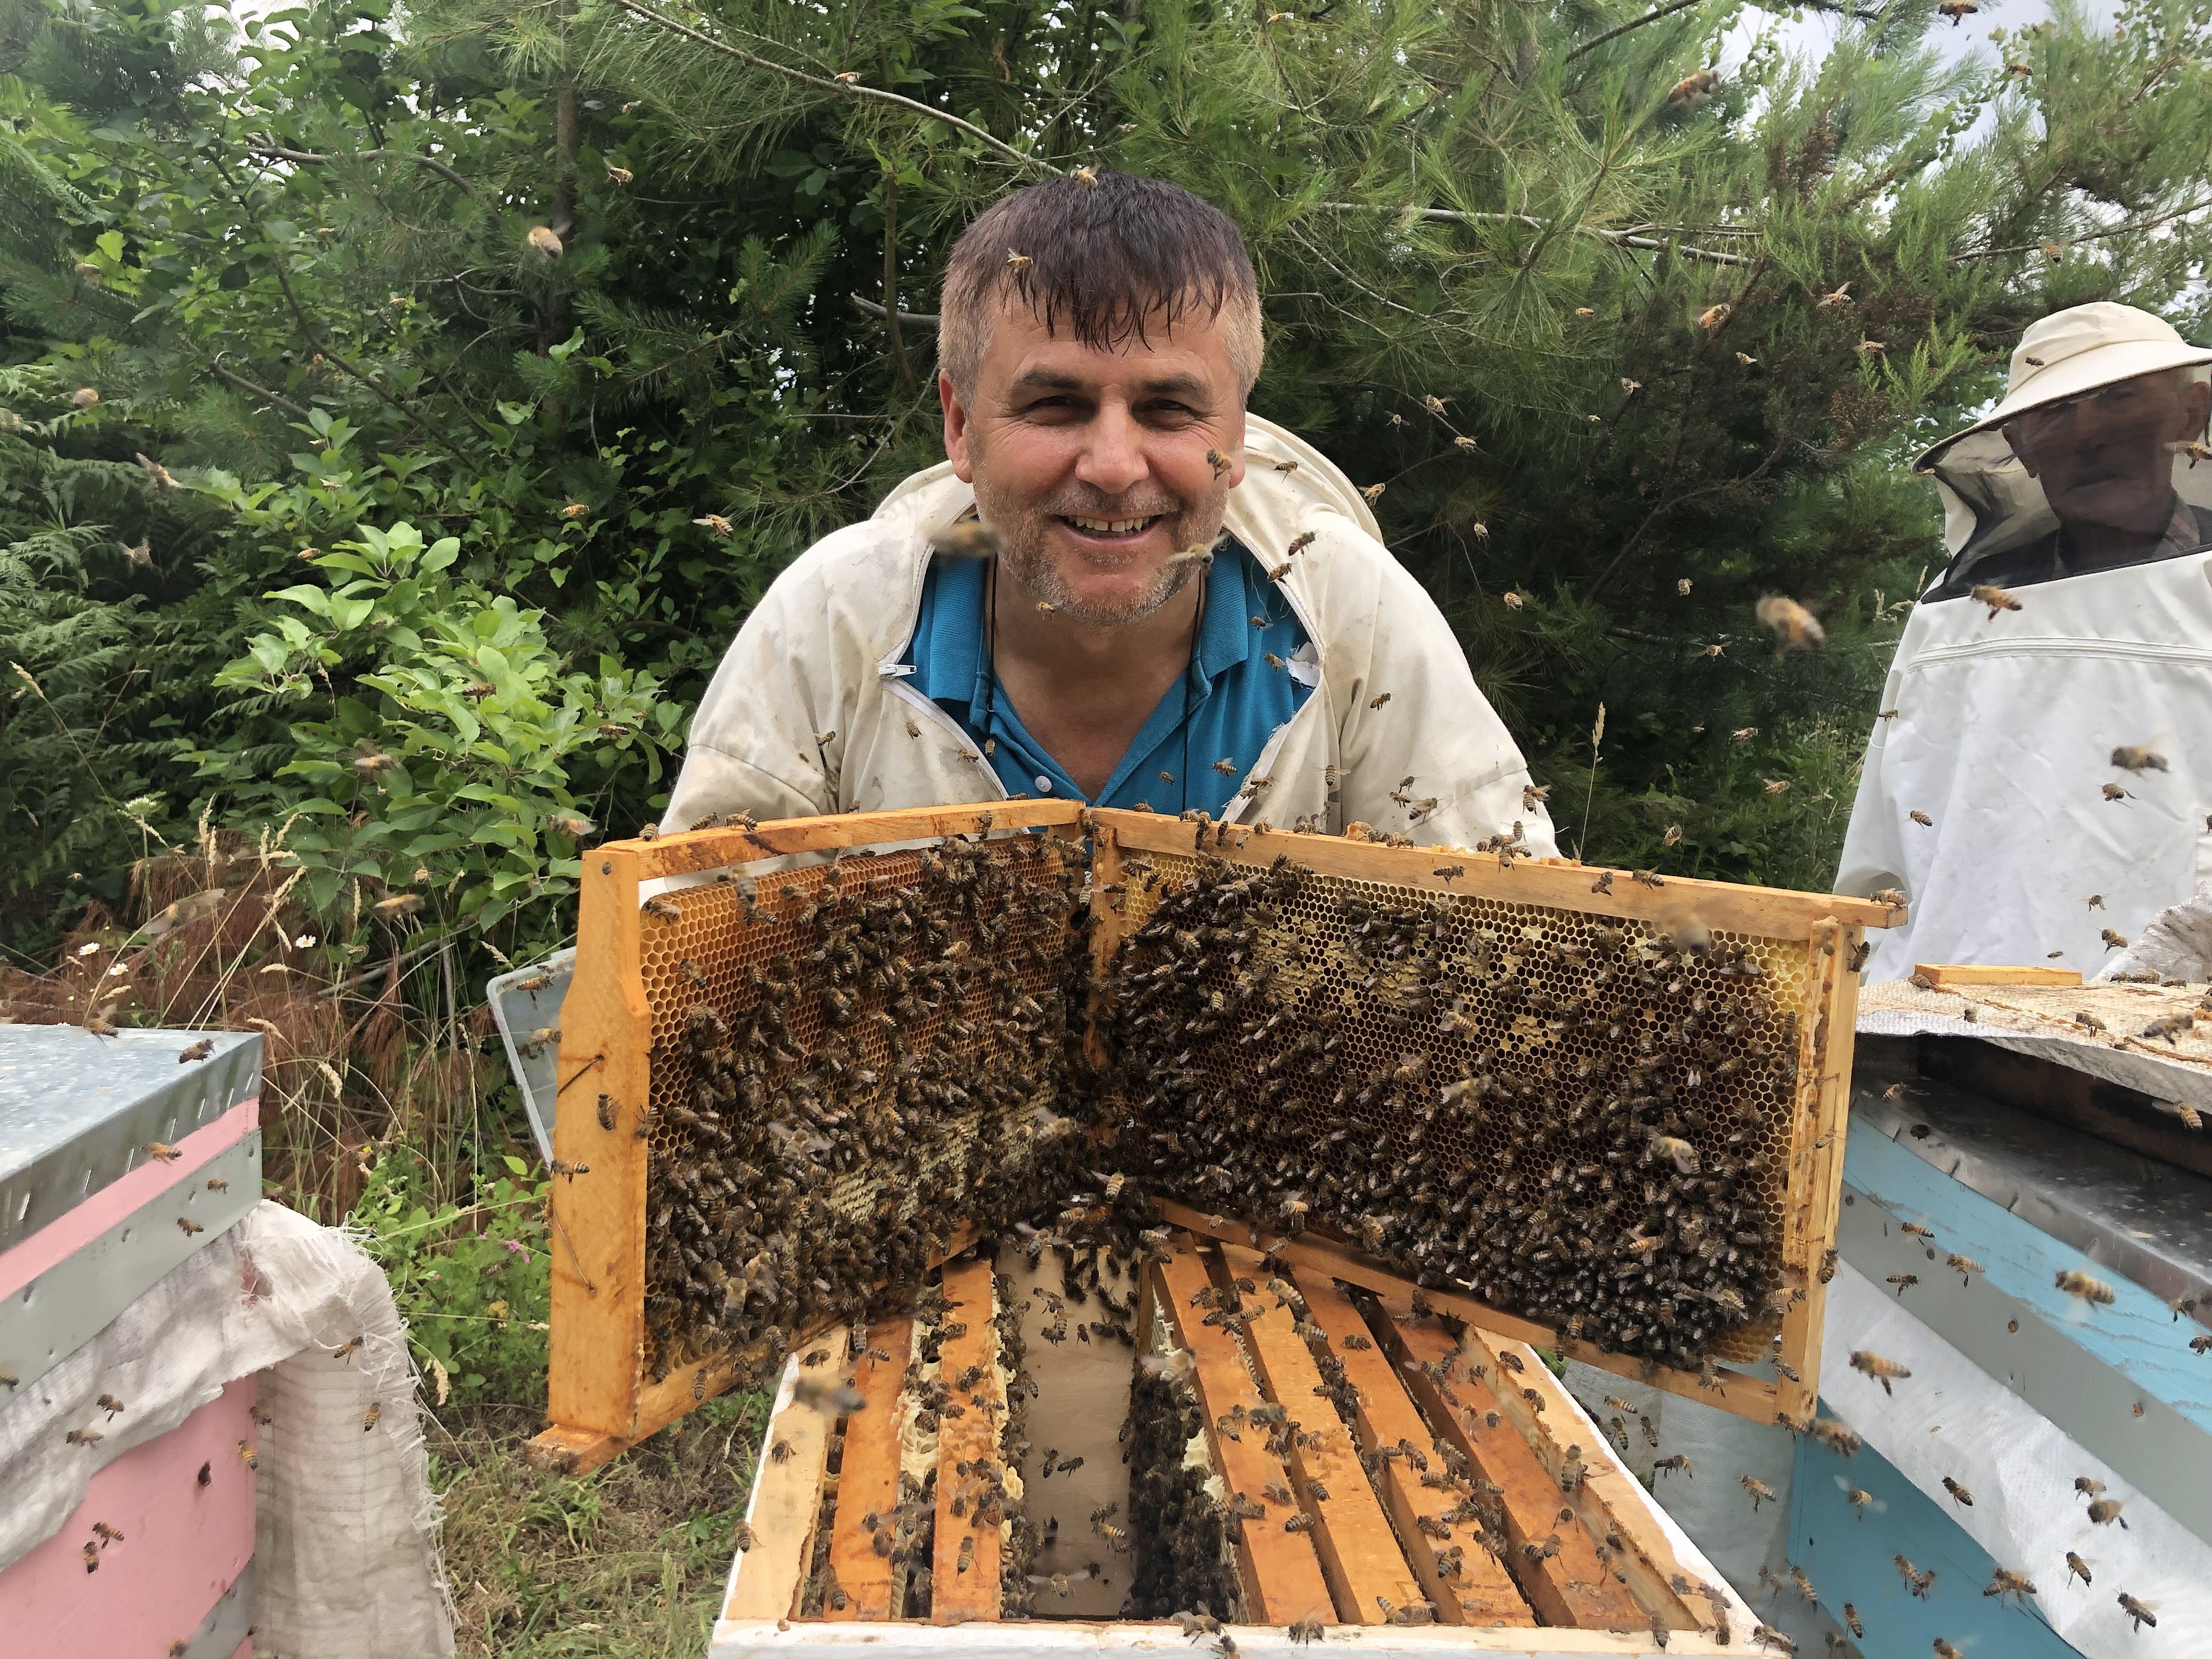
[{"left": 908, "top": 540, "right": 1253, "bottom": 708}]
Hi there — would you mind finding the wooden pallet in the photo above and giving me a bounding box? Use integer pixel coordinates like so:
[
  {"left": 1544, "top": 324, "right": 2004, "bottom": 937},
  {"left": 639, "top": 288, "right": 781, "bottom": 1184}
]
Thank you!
[
  {"left": 710, "top": 1232, "right": 1756, "bottom": 1656},
  {"left": 532, "top": 800, "right": 1892, "bottom": 1472}
]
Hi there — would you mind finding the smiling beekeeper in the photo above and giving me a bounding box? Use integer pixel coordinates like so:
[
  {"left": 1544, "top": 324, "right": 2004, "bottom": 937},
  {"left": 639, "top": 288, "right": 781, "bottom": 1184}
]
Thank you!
[
  {"left": 658, "top": 171, "right": 1554, "bottom": 854},
  {"left": 1838, "top": 301, "right": 2212, "bottom": 980}
]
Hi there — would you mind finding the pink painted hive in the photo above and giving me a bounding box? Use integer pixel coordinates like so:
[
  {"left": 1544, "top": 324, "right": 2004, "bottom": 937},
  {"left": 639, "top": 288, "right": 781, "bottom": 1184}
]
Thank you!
[{"left": 0, "top": 1026, "right": 264, "bottom": 1657}]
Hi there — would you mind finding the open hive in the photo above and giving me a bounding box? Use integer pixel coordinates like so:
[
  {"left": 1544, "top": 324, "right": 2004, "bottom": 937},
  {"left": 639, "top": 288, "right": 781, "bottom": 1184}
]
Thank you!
[
  {"left": 707, "top": 1226, "right": 1768, "bottom": 1655},
  {"left": 535, "top": 802, "right": 1892, "bottom": 1475}
]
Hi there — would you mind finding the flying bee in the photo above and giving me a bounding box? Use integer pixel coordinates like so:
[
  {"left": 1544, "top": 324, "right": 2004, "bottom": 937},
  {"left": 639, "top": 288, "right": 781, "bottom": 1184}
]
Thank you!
[
  {"left": 1885, "top": 1273, "right": 1918, "bottom": 1296},
  {"left": 1740, "top": 1475, "right": 1776, "bottom": 1511},
  {"left": 1984, "top": 1567, "right": 2034, "bottom": 1602},
  {"left": 2117, "top": 1592, "right": 2156, "bottom": 1630},
  {"left": 1755, "top": 595, "right": 1825, "bottom": 652},
  {"left": 2110, "top": 746, "right": 2168, "bottom": 773},
  {"left": 1942, "top": 1476, "right": 1973, "bottom": 1506},
  {"left": 2066, "top": 1552, "right": 2092, "bottom": 1587},
  {"left": 1969, "top": 583, "right": 2022, "bottom": 617},
  {"left": 1849, "top": 1351, "right": 1910, "bottom": 1395},
  {"left": 2087, "top": 1497, "right": 2128, "bottom": 1528},
  {"left": 176, "top": 1216, "right": 203, "bottom": 1235},
  {"left": 1946, "top": 1252, "right": 1983, "bottom": 1285},
  {"left": 363, "top": 1400, "right": 381, "bottom": 1433},
  {"left": 2055, "top": 1269, "right": 2115, "bottom": 1306}
]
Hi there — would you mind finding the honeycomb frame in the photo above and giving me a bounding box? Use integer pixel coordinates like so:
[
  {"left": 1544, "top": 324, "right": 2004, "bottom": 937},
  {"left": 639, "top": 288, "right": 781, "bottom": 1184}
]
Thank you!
[{"left": 531, "top": 802, "right": 1891, "bottom": 1473}]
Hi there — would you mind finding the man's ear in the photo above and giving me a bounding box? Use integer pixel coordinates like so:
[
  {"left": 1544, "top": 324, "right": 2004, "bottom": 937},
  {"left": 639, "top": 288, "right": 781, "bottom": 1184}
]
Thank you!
[
  {"left": 943, "top": 370, "right": 976, "bottom": 483},
  {"left": 2180, "top": 377, "right": 2212, "bottom": 442},
  {"left": 1222, "top": 405, "right": 1250, "bottom": 489}
]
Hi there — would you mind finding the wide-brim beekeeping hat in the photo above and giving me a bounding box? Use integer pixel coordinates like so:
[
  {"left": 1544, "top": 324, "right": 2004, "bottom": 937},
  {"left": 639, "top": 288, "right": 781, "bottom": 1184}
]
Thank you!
[{"left": 1915, "top": 301, "right": 2212, "bottom": 564}]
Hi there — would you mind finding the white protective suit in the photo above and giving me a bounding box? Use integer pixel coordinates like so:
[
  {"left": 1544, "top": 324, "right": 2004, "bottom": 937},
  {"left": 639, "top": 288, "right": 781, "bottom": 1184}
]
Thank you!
[
  {"left": 663, "top": 414, "right": 1558, "bottom": 854},
  {"left": 1837, "top": 347, "right": 2212, "bottom": 982}
]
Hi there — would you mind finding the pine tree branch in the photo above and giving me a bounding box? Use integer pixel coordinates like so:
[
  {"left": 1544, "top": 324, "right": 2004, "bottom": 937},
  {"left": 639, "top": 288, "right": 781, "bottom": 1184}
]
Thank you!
[
  {"left": 1563, "top": 0, "right": 1705, "bottom": 64},
  {"left": 246, "top": 141, "right": 480, "bottom": 198},
  {"left": 849, "top": 292, "right": 941, "bottom": 326},
  {"left": 1951, "top": 196, "right": 2212, "bottom": 264},
  {"left": 600, "top": 0, "right": 1058, "bottom": 177},
  {"left": 1311, "top": 202, "right": 1749, "bottom": 266},
  {"left": 201, "top": 354, "right": 314, "bottom": 422}
]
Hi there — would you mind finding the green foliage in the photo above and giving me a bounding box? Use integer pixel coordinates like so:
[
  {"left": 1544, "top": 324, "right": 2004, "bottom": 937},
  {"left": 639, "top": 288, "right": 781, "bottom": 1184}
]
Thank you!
[
  {"left": 354, "top": 1143, "right": 552, "bottom": 1406},
  {"left": 0, "top": 0, "right": 2207, "bottom": 968}
]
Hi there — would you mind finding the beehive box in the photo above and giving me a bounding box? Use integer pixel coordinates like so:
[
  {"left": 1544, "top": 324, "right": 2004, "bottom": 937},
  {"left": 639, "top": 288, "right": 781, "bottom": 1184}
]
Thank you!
[
  {"left": 0, "top": 1025, "right": 263, "bottom": 1659},
  {"left": 707, "top": 1227, "right": 1767, "bottom": 1655},
  {"left": 532, "top": 802, "right": 1894, "bottom": 1476}
]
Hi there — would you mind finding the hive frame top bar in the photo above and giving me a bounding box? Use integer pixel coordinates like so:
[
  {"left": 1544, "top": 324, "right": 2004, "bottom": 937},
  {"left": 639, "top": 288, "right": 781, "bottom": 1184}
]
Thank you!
[
  {"left": 1090, "top": 809, "right": 1903, "bottom": 938},
  {"left": 618, "top": 799, "right": 1086, "bottom": 881},
  {"left": 594, "top": 800, "right": 1904, "bottom": 939}
]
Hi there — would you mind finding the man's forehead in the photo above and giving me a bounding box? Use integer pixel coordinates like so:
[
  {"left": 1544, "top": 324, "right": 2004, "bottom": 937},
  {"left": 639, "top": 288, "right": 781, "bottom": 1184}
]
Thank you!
[{"left": 986, "top": 296, "right": 1232, "bottom": 391}]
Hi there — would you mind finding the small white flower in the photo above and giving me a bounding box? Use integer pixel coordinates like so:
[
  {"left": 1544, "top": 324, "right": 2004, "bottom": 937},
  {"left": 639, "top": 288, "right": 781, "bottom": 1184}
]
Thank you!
[
  {"left": 76, "top": 941, "right": 101, "bottom": 956},
  {"left": 295, "top": 933, "right": 317, "bottom": 948}
]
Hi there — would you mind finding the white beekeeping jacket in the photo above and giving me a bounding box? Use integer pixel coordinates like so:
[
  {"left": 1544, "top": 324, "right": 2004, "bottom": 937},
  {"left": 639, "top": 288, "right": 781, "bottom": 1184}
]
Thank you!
[
  {"left": 1837, "top": 426, "right": 2212, "bottom": 981},
  {"left": 662, "top": 414, "right": 1556, "bottom": 856}
]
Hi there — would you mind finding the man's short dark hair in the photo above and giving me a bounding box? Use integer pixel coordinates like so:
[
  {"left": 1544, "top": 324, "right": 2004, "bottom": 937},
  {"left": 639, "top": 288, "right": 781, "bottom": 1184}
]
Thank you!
[{"left": 939, "top": 171, "right": 1262, "bottom": 401}]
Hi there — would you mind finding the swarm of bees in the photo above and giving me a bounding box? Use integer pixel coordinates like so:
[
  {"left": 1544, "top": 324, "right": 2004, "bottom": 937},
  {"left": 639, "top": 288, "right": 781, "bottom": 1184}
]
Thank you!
[
  {"left": 1123, "top": 1352, "right": 1238, "bottom": 1619},
  {"left": 640, "top": 831, "right": 1092, "bottom": 1380},
  {"left": 1096, "top": 851, "right": 1799, "bottom": 1369}
]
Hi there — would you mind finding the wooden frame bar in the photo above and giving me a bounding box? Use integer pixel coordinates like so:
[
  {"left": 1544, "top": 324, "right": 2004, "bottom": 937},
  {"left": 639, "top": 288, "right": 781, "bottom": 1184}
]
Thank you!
[
  {"left": 724, "top": 1336, "right": 850, "bottom": 1623},
  {"left": 1915, "top": 962, "right": 2082, "bottom": 989},
  {"left": 827, "top": 1317, "right": 915, "bottom": 1621},
  {"left": 1151, "top": 1243, "right": 1337, "bottom": 1626},
  {"left": 931, "top": 1256, "right": 1008, "bottom": 1625},
  {"left": 1774, "top": 917, "right": 1863, "bottom": 1426},
  {"left": 1458, "top": 1331, "right": 1713, "bottom": 1638},
  {"left": 1288, "top": 1266, "right": 1533, "bottom": 1627},
  {"left": 540, "top": 842, "right": 653, "bottom": 1472},
  {"left": 1213, "top": 1244, "right": 1424, "bottom": 1627},
  {"left": 1156, "top": 1203, "right": 1779, "bottom": 1426},
  {"left": 639, "top": 800, "right": 1084, "bottom": 883},
  {"left": 1089, "top": 811, "right": 1900, "bottom": 937},
  {"left": 1381, "top": 1310, "right": 1647, "bottom": 1633}
]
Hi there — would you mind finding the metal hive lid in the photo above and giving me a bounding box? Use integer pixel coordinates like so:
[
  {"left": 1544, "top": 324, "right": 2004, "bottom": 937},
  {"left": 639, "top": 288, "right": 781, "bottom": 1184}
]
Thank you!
[{"left": 0, "top": 1025, "right": 262, "bottom": 1252}]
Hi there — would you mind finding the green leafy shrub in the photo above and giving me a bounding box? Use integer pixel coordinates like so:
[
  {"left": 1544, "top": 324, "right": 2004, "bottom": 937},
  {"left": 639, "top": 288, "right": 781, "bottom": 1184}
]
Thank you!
[{"left": 355, "top": 1144, "right": 552, "bottom": 1406}]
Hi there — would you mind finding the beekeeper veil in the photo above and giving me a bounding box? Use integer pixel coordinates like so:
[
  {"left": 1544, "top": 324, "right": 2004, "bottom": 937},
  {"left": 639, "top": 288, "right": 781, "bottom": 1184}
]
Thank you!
[
  {"left": 1917, "top": 301, "right": 2212, "bottom": 585},
  {"left": 1838, "top": 301, "right": 2212, "bottom": 983}
]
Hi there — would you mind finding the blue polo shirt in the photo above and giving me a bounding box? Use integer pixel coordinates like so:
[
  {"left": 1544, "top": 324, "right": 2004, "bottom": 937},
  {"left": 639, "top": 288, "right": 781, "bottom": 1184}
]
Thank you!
[{"left": 903, "top": 543, "right": 1314, "bottom": 815}]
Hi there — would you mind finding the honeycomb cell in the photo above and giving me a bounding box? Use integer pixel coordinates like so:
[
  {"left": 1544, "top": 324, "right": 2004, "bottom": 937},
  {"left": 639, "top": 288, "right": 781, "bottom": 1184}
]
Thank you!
[
  {"left": 1099, "top": 850, "right": 1813, "bottom": 1371},
  {"left": 633, "top": 830, "right": 1089, "bottom": 1379}
]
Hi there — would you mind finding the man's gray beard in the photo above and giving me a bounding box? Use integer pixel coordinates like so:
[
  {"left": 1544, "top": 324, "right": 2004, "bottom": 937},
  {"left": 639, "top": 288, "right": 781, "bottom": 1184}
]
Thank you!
[{"left": 995, "top": 517, "right": 1212, "bottom": 627}]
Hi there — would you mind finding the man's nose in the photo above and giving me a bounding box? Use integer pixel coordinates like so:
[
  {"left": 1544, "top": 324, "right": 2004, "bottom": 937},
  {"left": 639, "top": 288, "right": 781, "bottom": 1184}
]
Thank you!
[{"left": 1075, "top": 400, "right": 1149, "bottom": 496}]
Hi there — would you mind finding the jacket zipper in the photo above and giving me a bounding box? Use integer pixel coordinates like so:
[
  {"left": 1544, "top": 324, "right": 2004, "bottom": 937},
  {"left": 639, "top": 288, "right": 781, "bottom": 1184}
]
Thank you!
[{"left": 1909, "top": 636, "right": 2212, "bottom": 670}]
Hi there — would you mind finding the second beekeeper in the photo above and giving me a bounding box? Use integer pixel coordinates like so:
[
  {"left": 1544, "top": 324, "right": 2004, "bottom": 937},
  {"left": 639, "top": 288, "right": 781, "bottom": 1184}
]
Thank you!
[{"left": 1837, "top": 301, "right": 2212, "bottom": 978}]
